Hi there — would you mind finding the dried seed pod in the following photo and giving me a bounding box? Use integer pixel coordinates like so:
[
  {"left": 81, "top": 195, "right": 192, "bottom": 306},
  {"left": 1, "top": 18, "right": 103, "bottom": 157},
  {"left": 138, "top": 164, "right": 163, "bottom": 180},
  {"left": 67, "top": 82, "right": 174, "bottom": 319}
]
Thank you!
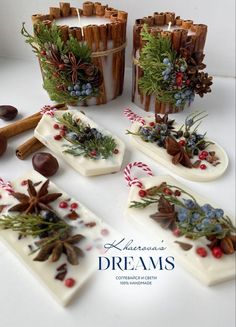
[{"left": 220, "top": 236, "right": 235, "bottom": 255}]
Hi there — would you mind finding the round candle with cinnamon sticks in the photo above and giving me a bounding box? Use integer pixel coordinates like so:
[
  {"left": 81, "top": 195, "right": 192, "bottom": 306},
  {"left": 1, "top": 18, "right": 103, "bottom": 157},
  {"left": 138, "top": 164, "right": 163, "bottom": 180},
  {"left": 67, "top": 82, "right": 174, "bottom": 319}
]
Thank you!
[
  {"left": 25, "top": 1, "right": 128, "bottom": 106},
  {"left": 132, "top": 12, "right": 212, "bottom": 114}
]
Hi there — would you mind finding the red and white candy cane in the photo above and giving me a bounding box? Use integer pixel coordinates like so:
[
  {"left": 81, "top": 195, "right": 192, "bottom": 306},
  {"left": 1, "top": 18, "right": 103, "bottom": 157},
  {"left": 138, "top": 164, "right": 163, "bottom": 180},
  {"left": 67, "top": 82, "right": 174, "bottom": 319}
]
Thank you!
[
  {"left": 0, "top": 178, "right": 14, "bottom": 194},
  {"left": 124, "top": 162, "right": 153, "bottom": 188},
  {"left": 123, "top": 108, "right": 146, "bottom": 125},
  {"left": 40, "top": 105, "right": 57, "bottom": 117}
]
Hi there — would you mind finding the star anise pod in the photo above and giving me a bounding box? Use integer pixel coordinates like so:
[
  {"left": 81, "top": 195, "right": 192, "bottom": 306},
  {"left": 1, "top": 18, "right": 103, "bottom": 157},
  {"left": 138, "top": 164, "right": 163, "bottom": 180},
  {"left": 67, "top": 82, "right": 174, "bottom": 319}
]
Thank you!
[
  {"left": 150, "top": 195, "right": 177, "bottom": 230},
  {"left": 9, "top": 180, "right": 62, "bottom": 214},
  {"left": 34, "top": 233, "right": 84, "bottom": 265},
  {"left": 207, "top": 235, "right": 236, "bottom": 255},
  {"left": 155, "top": 114, "right": 175, "bottom": 129},
  {"left": 193, "top": 72, "right": 213, "bottom": 97},
  {"left": 165, "top": 136, "right": 192, "bottom": 168}
]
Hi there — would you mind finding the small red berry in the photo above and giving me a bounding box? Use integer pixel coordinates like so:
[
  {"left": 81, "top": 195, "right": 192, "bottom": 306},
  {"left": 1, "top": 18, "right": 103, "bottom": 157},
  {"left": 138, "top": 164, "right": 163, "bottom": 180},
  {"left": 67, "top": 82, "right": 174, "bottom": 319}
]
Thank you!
[
  {"left": 60, "top": 130, "right": 66, "bottom": 137},
  {"left": 64, "top": 278, "right": 76, "bottom": 288},
  {"left": 172, "top": 228, "right": 181, "bottom": 237},
  {"left": 149, "top": 122, "right": 155, "bottom": 127},
  {"left": 40, "top": 50, "right": 46, "bottom": 56},
  {"left": 53, "top": 123, "right": 60, "bottom": 129},
  {"left": 113, "top": 149, "right": 119, "bottom": 154},
  {"left": 54, "top": 135, "right": 62, "bottom": 141},
  {"left": 101, "top": 228, "right": 109, "bottom": 236},
  {"left": 196, "top": 247, "right": 208, "bottom": 257},
  {"left": 186, "top": 79, "right": 191, "bottom": 86},
  {"left": 201, "top": 151, "right": 209, "bottom": 157},
  {"left": 59, "top": 201, "right": 68, "bottom": 209},
  {"left": 90, "top": 150, "right": 97, "bottom": 157},
  {"left": 58, "top": 63, "right": 65, "bottom": 70},
  {"left": 199, "top": 151, "right": 208, "bottom": 160},
  {"left": 70, "top": 203, "right": 78, "bottom": 210},
  {"left": 61, "top": 125, "right": 67, "bottom": 131},
  {"left": 163, "top": 187, "right": 173, "bottom": 196},
  {"left": 138, "top": 189, "right": 147, "bottom": 198},
  {"left": 212, "top": 247, "right": 223, "bottom": 259},
  {"left": 199, "top": 154, "right": 206, "bottom": 160},
  {"left": 174, "top": 190, "right": 181, "bottom": 197},
  {"left": 21, "top": 180, "right": 28, "bottom": 186},
  {"left": 200, "top": 164, "right": 207, "bottom": 170},
  {"left": 178, "top": 140, "right": 186, "bottom": 146}
]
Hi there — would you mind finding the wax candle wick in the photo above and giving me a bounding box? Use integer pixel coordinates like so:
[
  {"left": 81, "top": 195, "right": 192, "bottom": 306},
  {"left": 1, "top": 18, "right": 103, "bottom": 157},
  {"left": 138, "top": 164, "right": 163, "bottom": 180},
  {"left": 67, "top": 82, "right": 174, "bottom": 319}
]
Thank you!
[{"left": 168, "top": 22, "right": 172, "bottom": 31}]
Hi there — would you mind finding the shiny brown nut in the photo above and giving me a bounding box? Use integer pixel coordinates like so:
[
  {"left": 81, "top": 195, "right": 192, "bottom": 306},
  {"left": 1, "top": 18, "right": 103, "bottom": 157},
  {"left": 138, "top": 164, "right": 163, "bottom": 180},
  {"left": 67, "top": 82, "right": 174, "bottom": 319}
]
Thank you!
[
  {"left": 32, "top": 152, "right": 59, "bottom": 177},
  {"left": 0, "top": 105, "right": 18, "bottom": 121},
  {"left": 0, "top": 134, "right": 7, "bottom": 156}
]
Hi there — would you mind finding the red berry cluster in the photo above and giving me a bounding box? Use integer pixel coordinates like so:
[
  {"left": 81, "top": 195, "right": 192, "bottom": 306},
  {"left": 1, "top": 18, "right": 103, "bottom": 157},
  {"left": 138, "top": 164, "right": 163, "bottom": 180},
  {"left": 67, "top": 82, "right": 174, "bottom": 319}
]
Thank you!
[
  {"left": 198, "top": 151, "right": 209, "bottom": 170},
  {"left": 196, "top": 246, "right": 223, "bottom": 259},
  {"left": 53, "top": 123, "right": 67, "bottom": 141}
]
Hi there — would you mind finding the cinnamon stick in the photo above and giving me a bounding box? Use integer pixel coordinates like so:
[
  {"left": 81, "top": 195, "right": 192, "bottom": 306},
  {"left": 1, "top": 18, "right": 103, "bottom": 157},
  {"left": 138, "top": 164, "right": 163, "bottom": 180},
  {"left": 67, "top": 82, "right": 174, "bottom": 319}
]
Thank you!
[
  {"left": 70, "top": 7, "right": 78, "bottom": 17},
  {"left": 175, "top": 16, "right": 182, "bottom": 26},
  {"left": 83, "top": 2, "right": 94, "bottom": 16},
  {"left": 154, "top": 12, "right": 165, "bottom": 26},
  {"left": 182, "top": 20, "right": 193, "bottom": 29},
  {"left": 50, "top": 7, "right": 61, "bottom": 19},
  {"left": 172, "top": 29, "right": 182, "bottom": 52},
  {"left": 60, "top": 25, "right": 69, "bottom": 42},
  {"left": 95, "top": 3, "right": 106, "bottom": 16},
  {"left": 59, "top": 2, "right": 71, "bottom": 17},
  {"left": 105, "top": 8, "right": 117, "bottom": 18},
  {"left": 144, "top": 95, "right": 151, "bottom": 112},
  {"left": 165, "top": 12, "right": 175, "bottom": 24},
  {"left": 0, "top": 115, "right": 41, "bottom": 139},
  {"left": 16, "top": 137, "right": 44, "bottom": 160},
  {"left": 92, "top": 25, "right": 107, "bottom": 104}
]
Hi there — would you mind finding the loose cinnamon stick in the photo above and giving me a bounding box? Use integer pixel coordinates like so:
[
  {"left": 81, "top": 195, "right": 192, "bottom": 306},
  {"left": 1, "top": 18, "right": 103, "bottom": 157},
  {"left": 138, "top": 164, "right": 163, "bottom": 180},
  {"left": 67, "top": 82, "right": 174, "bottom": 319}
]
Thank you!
[
  {"left": 16, "top": 137, "right": 44, "bottom": 160},
  {"left": 83, "top": 2, "right": 94, "bottom": 16},
  {"left": 59, "top": 2, "right": 71, "bottom": 17},
  {"left": 50, "top": 7, "right": 61, "bottom": 19},
  {"left": 0, "top": 116, "right": 41, "bottom": 139},
  {"left": 31, "top": 14, "right": 52, "bottom": 25},
  {"left": 0, "top": 104, "right": 67, "bottom": 139}
]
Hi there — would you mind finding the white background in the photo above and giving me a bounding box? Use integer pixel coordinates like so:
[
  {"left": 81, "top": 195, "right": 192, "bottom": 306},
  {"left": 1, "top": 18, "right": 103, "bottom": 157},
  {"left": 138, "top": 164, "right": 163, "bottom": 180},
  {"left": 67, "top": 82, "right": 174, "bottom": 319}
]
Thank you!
[
  {"left": 0, "top": 0, "right": 235, "bottom": 77},
  {"left": 0, "top": 1, "right": 235, "bottom": 327}
]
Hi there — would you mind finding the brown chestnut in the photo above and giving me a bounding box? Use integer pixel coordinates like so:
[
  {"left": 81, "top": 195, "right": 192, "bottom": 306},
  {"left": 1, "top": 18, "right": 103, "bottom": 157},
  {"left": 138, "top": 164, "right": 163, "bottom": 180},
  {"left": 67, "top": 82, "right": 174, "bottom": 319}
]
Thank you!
[
  {"left": 32, "top": 152, "right": 59, "bottom": 177},
  {"left": 0, "top": 134, "right": 7, "bottom": 156},
  {"left": 0, "top": 105, "right": 18, "bottom": 121}
]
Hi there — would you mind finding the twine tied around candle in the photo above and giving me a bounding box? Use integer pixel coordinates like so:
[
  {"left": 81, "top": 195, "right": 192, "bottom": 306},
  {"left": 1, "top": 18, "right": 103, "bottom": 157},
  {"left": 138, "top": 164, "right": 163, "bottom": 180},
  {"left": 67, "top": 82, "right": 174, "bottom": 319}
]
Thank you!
[
  {"left": 91, "top": 41, "right": 127, "bottom": 58},
  {"left": 124, "top": 162, "right": 153, "bottom": 188}
]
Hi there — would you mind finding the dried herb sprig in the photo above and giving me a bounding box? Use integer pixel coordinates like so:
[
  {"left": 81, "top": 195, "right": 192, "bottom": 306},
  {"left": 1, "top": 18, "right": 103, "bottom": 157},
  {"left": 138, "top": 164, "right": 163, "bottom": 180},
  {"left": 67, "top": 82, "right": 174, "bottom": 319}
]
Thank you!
[
  {"left": 129, "top": 183, "right": 235, "bottom": 240},
  {"left": 0, "top": 213, "right": 70, "bottom": 238},
  {"left": 57, "top": 112, "right": 117, "bottom": 159}
]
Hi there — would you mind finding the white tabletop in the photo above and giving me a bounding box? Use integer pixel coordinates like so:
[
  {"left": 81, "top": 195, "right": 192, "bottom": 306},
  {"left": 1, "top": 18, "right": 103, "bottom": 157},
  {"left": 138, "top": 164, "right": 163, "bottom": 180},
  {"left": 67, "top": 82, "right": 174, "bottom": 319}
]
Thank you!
[{"left": 0, "top": 57, "right": 235, "bottom": 327}]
